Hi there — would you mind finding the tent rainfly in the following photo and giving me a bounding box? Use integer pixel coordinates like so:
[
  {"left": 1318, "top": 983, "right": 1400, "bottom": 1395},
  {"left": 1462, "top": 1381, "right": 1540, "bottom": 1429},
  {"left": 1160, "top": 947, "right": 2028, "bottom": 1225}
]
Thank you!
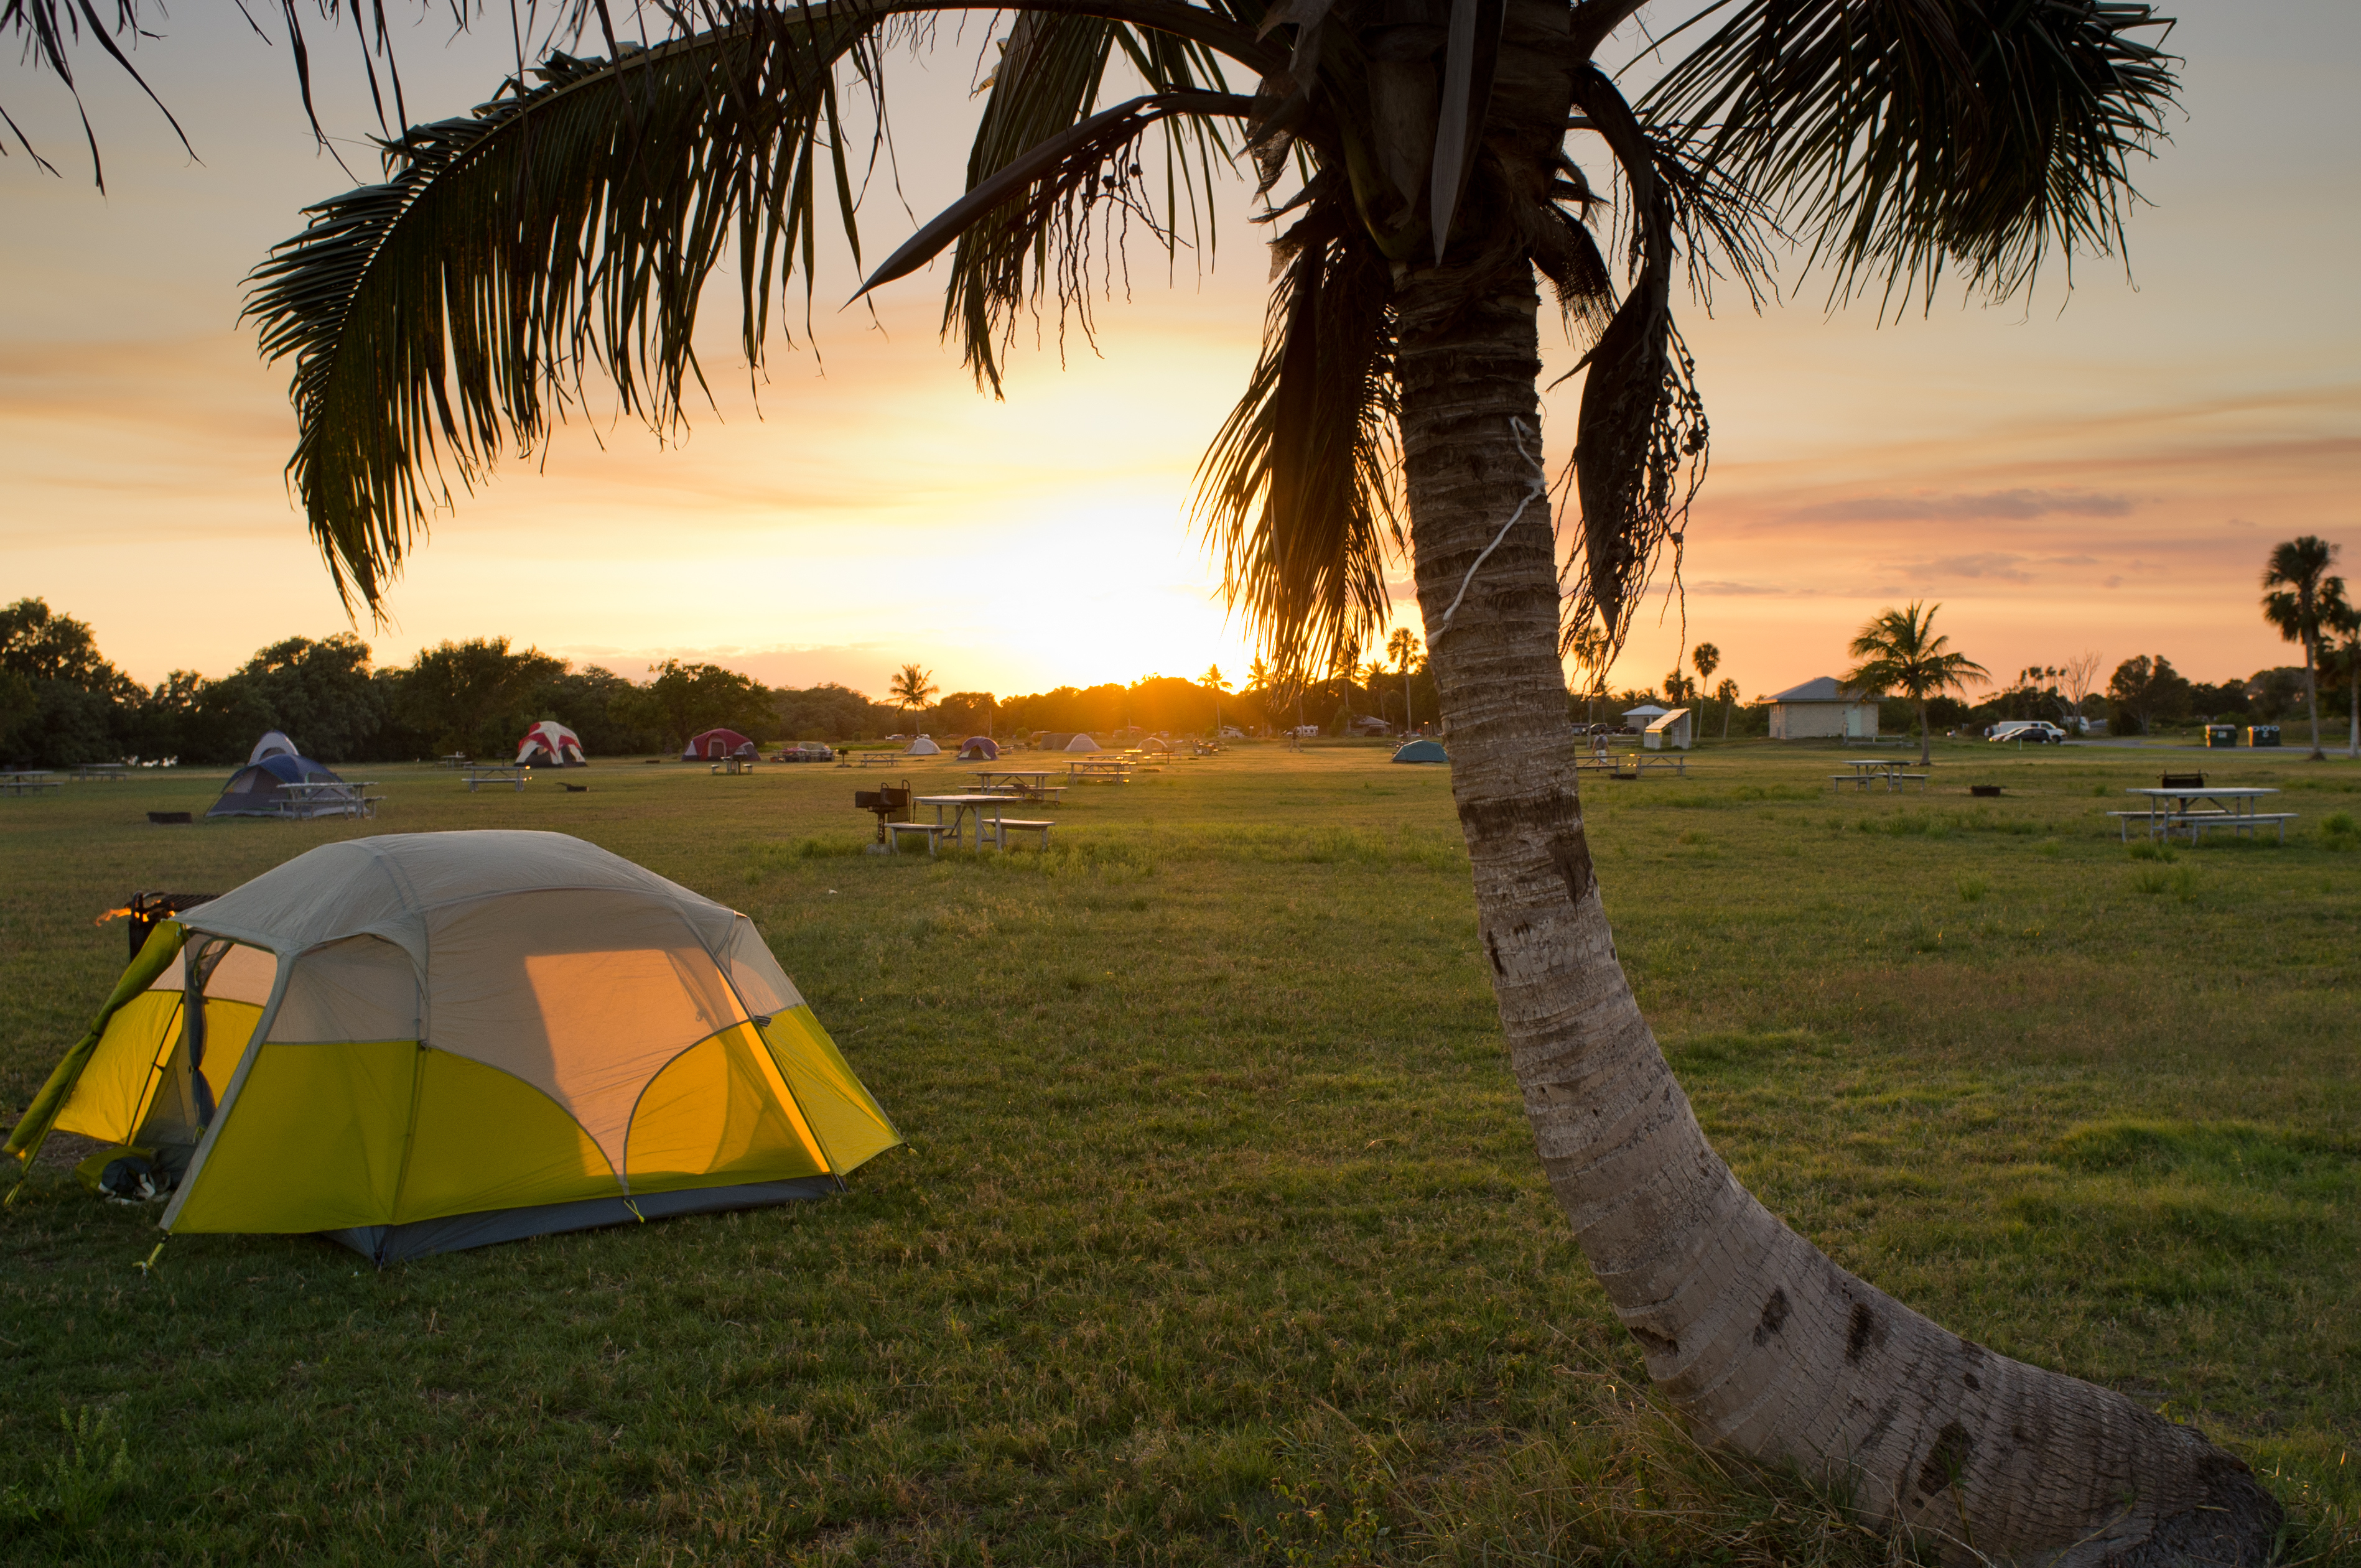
[
  {"left": 248, "top": 731, "right": 300, "bottom": 766},
  {"left": 956, "top": 736, "right": 999, "bottom": 761},
  {"left": 1392, "top": 738, "right": 1448, "bottom": 764},
  {"left": 208, "top": 752, "right": 345, "bottom": 819},
  {"left": 516, "top": 720, "right": 587, "bottom": 768},
  {"left": 1064, "top": 733, "right": 1100, "bottom": 753},
  {"left": 3, "top": 831, "right": 900, "bottom": 1263},
  {"left": 683, "top": 728, "right": 758, "bottom": 761},
  {"left": 903, "top": 735, "right": 942, "bottom": 757}
]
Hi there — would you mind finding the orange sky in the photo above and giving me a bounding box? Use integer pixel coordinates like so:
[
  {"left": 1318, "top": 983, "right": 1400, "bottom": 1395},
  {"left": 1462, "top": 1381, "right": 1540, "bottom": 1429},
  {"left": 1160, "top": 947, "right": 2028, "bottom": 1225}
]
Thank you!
[{"left": 3, "top": 4, "right": 2354, "bottom": 704}]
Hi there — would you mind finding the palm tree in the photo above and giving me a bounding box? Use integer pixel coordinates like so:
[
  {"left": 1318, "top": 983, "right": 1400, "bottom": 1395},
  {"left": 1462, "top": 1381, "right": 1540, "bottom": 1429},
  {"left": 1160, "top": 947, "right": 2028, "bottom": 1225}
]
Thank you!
[
  {"left": 1386, "top": 627, "right": 1420, "bottom": 734},
  {"left": 1844, "top": 604, "right": 1988, "bottom": 768},
  {"left": 2261, "top": 536, "right": 2339, "bottom": 761},
  {"left": 2322, "top": 577, "right": 2359, "bottom": 760},
  {"left": 1689, "top": 642, "right": 1720, "bottom": 737},
  {"left": 1713, "top": 676, "right": 1738, "bottom": 740},
  {"left": 240, "top": 2, "right": 2280, "bottom": 1554},
  {"left": 888, "top": 664, "right": 938, "bottom": 731}
]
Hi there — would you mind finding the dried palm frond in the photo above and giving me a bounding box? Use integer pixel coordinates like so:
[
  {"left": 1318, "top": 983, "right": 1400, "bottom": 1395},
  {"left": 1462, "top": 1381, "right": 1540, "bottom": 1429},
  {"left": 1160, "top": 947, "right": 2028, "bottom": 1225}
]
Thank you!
[{"left": 1197, "top": 198, "right": 1401, "bottom": 680}]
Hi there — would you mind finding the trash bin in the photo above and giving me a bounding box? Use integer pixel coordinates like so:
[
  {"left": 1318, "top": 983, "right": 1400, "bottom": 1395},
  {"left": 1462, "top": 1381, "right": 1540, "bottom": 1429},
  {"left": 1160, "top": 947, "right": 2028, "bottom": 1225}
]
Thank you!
[
  {"left": 2204, "top": 724, "right": 2240, "bottom": 748},
  {"left": 2246, "top": 725, "right": 2281, "bottom": 748}
]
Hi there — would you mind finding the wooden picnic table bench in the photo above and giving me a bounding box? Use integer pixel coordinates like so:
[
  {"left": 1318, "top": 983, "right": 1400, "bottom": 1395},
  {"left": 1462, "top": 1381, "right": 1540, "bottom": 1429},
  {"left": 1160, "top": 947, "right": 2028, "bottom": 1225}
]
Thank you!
[
  {"left": 2, "top": 776, "right": 62, "bottom": 796},
  {"left": 884, "top": 820, "right": 952, "bottom": 855},
  {"left": 70, "top": 763, "right": 131, "bottom": 782}
]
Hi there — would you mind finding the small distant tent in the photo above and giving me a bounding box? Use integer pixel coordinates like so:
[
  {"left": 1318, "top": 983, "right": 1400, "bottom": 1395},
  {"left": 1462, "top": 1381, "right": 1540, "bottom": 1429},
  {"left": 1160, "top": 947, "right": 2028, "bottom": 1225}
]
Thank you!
[
  {"left": 208, "top": 752, "right": 345, "bottom": 819},
  {"left": 247, "top": 731, "right": 300, "bottom": 766},
  {"left": 957, "top": 736, "right": 999, "bottom": 761},
  {"left": 1064, "top": 733, "right": 1099, "bottom": 753},
  {"left": 903, "top": 735, "right": 943, "bottom": 757},
  {"left": 1392, "top": 739, "right": 1448, "bottom": 764},
  {"left": 516, "top": 720, "right": 587, "bottom": 768},
  {"left": 1351, "top": 715, "right": 1390, "bottom": 736},
  {"left": 684, "top": 729, "right": 757, "bottom": 761},
  {"left": 3, "top": 830, "right": 900, "bottom": 1263}
]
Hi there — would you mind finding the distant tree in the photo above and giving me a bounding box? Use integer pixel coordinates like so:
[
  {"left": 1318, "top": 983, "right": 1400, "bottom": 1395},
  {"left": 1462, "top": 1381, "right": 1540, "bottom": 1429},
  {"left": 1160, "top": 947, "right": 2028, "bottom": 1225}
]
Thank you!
[
  {"left": 2261, "top": 535, "right": 2340, "bottom": 760},
  {"left": 1386, "top": 629, "right": 1421, "bottom": 733},
  {"left": 1713, "top": 677, "right": 1739, "bottom": 740},
  {"left": 2107, "top": 654, "right": 2192, "bottom": 736},
  {"left": 1690, "top": 643, "right": 1720, "bottom": 734},
  {"left": 771, "top": 682, "right": 895, "bottom": 743},
  {"left": 888, "top": 664, "right": 938, "bottom": 729},
  {"left": 399, "top": 638, "right": 569, "bottom": 758},
  {"left": 934, "top": 691, "right": 999, "bottom": 738},
  {"left": 2322, "top": 577, "right": 2359, "bottom": 760},
  {"left": 1844, "top": 603, "right": 1990, "bottom": 766},
  {"left": 0, "top": 598, "right": 141, "bottom": 764},
  {"left": 631, "top": 659, "right": 770, "bottom": 752},
  {"left": 2060, "top": 651, "right": 2105, "bottom": 727}
]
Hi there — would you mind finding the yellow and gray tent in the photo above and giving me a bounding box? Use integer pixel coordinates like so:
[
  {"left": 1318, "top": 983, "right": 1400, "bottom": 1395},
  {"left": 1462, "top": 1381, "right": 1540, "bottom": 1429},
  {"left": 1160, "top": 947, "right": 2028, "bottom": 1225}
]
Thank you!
[{"left": 5, "top": 830, "right": 898, "bottom": 1262}]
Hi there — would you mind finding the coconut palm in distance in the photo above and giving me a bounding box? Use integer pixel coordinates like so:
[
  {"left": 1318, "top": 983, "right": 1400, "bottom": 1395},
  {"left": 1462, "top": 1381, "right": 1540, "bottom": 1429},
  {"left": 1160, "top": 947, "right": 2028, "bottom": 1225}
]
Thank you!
[
  {"left": 1690, "top": 641, "right": 1720, "bottom": 735},
  {"left": 888, "top": 664, "right": 939, "bottom": 732},
  {"left": 1845, "top": 603, "right": 1989, "bottom": 768},
  {"left": 242, "top": 0, "right": 2285, "bottom": 1556},
  {"left": 1713, "top": 675, "right": 1738, "bottom": 740},
  {"left": 2261, "top": 535, "right": 2340, "bottom": 761},
  {"left": 1386, "top": 627, "right": 1421, "bottom": 733},
  {"left": 2316, "top": 575, "right": 2359, "bottom": 761}
]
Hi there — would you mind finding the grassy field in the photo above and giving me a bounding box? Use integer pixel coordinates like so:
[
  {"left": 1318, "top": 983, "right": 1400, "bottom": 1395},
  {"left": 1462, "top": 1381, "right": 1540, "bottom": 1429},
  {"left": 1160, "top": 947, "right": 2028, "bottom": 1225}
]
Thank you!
[{"left": 1, "top": 740, "right": 2355, "bottom": 1564}]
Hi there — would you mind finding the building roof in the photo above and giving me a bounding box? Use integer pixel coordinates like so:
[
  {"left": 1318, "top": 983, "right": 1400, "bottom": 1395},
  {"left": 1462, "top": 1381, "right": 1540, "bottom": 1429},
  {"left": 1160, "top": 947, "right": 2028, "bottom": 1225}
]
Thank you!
[
  {"left": 1769, "top": 676, "right": 1868, "bottom": 703},
  {"left": 1623, "top": 702, "right": 1669, "bottom": 718}
]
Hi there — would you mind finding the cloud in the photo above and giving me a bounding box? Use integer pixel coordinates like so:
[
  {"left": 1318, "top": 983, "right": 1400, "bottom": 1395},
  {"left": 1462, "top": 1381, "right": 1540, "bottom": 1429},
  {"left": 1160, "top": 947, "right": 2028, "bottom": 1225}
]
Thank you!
[
  {"left": 1888, "top": 552, "right": 2037, "bottom": 583},
  {"left": 1689, "top": 579, "right": 1794, "bottom": 596},
  {"left": 1789, "top": 488, "right": 2138, "bottom": 523}
]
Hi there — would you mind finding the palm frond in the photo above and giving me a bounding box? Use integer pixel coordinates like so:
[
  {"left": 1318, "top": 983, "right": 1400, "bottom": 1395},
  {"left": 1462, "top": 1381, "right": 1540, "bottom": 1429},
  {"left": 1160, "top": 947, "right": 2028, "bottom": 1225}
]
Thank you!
[
  {"left": 244, "top": 18, "right": 894, "bottom": 613},
  {"left": 1558, "top": 66, "right": 1708, "bottom": 662},
  {"left": 943, "top": 12, "right": 1242, "bottom": 392},
  {"left": 1644, "top": 0, "right": 2180, "bottom": 310},
  {"left": 1196, "top": 197, "right": 1400, "bottom": 679}
]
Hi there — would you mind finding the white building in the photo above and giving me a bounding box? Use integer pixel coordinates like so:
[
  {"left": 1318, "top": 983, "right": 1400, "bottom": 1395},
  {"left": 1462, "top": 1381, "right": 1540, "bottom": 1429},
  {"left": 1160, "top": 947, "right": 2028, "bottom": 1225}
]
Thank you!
[
  {"left": 1621, "top": 702, "right": 1667, "bottom": 733},
  {"left": 1769, "top": 677, "right": 1880, "bottom": 740}
]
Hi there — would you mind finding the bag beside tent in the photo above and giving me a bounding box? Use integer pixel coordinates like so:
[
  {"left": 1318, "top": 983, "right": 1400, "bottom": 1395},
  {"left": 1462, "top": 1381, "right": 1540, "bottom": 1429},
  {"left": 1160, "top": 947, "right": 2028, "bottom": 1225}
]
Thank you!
[{"left": 5, "top": 830, "right": 900, "bottom": 1263}]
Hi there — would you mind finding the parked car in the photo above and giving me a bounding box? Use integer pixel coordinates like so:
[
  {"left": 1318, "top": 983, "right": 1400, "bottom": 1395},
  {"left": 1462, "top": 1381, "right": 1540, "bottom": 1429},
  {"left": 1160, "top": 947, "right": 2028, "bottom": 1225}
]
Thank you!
[{"left": 1990, "top": 721, "right": 2066, "bottom": 744}]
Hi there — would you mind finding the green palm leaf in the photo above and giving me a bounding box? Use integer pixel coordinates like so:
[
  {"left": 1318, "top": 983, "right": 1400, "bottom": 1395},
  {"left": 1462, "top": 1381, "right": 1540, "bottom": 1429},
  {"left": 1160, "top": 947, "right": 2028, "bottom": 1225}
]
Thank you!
[{"left": 1646, "top": 0, "right": 2179, "bottom": 307}]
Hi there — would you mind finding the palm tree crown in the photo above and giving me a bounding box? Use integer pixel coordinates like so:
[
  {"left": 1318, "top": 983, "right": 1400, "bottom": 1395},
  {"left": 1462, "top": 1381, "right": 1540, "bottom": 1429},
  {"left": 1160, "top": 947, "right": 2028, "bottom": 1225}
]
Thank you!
[
  {"left": 889, "top": 662, "right": 939, "bottom": 717},
  {"left": 1844, "top": 602, "right": 1988, "bottom": 704},
  {"left": 2262, "top": 534, "right": 2339, "bottom": 759}
]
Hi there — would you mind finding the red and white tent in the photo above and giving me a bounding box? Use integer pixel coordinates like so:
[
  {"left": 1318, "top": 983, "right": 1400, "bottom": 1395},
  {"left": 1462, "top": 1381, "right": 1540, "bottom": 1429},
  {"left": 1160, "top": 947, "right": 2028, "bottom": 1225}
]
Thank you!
[
  {"left": 683, "top": 728, "right": 758, "bottom": 761},
  {"left": 516, "top": 720, "right": 587, "bottom": 768}
]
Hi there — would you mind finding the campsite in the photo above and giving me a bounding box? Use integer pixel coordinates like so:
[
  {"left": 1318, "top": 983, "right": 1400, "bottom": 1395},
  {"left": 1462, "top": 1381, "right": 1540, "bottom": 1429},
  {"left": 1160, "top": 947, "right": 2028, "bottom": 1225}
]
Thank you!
[{"left": 2, "top": 741, "right": 2354, "bottom": 1561}]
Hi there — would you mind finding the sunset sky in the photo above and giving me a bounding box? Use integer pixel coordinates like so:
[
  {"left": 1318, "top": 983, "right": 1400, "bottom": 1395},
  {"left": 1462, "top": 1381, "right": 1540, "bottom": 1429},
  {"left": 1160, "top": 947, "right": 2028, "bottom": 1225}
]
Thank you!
[{"left": 3, "top": 2, "right": 2354, "bottom": 705}]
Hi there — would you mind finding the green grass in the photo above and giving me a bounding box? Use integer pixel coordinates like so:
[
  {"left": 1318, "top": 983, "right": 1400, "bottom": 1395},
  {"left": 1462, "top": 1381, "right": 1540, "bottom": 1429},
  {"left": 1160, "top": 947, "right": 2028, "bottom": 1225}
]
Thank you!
[{"left": 2, "top": 740, "right": 2355, "bottom": 1563}]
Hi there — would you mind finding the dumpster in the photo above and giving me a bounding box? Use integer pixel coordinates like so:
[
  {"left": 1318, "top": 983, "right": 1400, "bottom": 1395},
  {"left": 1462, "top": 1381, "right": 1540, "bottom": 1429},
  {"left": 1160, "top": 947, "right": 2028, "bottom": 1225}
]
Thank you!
[
  {"left": 2204, "top": 724, "right": 2240, "bottom": 748},
  {"left": 2246, "top": 724, "right": 2281, "bottom": 748}
]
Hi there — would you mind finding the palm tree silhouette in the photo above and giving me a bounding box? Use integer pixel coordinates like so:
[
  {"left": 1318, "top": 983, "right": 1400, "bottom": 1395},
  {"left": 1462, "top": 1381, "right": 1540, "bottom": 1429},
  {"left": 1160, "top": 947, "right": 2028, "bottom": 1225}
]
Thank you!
[
  {"left": 888, "top": 664, "right": 939, "bottom": 731},
  {"left": 1844, "top": 603, "right": 1988, "bottom": 768},
  {"left": 2261, "top": 536, "right": 2340, "bottom": 761},
  {"left": 238, "top": 2, "right": 2277, "bottom": 1551},
  {"left": 1689, "top": 642, "right": 1720, "bottom": 738},
  {"left": 1385, "top": 627, "right": 1420, "bottom": 733}
]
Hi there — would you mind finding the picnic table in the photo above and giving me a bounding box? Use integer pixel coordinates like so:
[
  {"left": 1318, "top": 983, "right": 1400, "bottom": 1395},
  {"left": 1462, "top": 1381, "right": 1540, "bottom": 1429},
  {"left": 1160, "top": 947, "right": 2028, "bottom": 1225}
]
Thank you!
[
  {"left": 70, "top": 763, "right": 131, "bottom": 782},
  {"left": 971, "top": 769, "right": 1066, "bottom": 802},
  {"left": 277, "top": 780, "right": 383, "bottom": 819},
  {"left": 1068, "top": 758, "right": 1134, "bottom": 783},
  {"left": 460, "top": 766, "right": 530, "bottom": 792},
  {"left": 1, "top": 769, "right": 58, "bottom": 797},
  {"left": 855, "top": 752, "right": 903, "bottom": 768},
  {"left": 911, "top": 794, "right": 1053, "bottom": 853},
  {"left": 2112, "top": 785, "right": 2291, "bottom": 844},
  {"left": 711, "top": 756, "right": 756, "bottom": 774},
  {"left": 1830, "top": 758, "right": 1927, "bottom": 793},
  {"left": 435, "top": 754, "right": 473, "bottom": 769}
]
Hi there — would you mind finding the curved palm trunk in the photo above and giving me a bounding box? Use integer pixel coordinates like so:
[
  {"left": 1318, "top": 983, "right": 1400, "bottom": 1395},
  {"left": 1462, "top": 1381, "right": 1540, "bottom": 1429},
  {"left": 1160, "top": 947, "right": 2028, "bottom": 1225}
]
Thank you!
[{"left": 1395, "top": 266, "right": 2280, "bottom": 1564}]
